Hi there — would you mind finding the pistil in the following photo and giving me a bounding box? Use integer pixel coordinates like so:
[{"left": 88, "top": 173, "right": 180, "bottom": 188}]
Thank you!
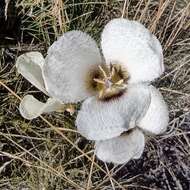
[{"left": 85, "top": 62, "right": 129, "bottom": 101}]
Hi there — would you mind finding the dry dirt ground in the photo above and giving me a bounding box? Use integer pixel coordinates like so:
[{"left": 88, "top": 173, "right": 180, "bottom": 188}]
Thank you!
[{"left": 0, "top": 0, "right": 190, "bottom": 189}]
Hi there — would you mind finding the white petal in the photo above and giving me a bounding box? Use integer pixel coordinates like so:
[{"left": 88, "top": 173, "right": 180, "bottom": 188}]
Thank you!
[
  {"left": 16, "top": 52, "right": 47, "bottom": 95},
  {"left": 76, "top": 84, "right": 151, "bottom": 140},
  {"left": 43, "top": 31, "right": 102, "bottom": 103},
  {"left": 137, "top": 86, "right": 169, "bottom": 135},
  {"left": 101, "top": 18, "right": 164, "bottom": 83},
  {"left": 19, "top": 95, "right": 64, "bottom": 120},
  {"left": 95, "top": 129, "right": 145, "bottom": 164}
]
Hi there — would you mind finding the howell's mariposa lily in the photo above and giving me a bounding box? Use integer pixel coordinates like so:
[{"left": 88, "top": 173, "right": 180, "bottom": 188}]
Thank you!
[{"left": 16, "top": 18, "right": 169, "bottom": 164}]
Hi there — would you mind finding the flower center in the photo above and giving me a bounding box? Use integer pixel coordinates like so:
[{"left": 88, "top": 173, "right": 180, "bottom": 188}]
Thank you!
[{"left": 86, "top": 63, "right": 129, "bottom": 101}]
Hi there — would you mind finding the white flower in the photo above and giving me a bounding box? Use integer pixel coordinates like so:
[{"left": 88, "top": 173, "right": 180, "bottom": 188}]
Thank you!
[{"left": 16, "top": 18, "right": 169, "bottom": 164}]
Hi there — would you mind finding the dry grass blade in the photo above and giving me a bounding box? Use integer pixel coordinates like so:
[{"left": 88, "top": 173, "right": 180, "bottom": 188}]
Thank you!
[
  {"left": 1, "top": 0, "right": 190, "bottom": 189},
  {"left": 0, "top": 131, "right": 84, "bottom": 189},
  {"left": 86, "top": 152, "right": 95, "bottom": 190},
  {"left": 0, "top": 81, "right": 125, "bottom": 190},
  {"left": 121, "top": 0, "right": 127, "bottom": 18},
  {"left": 105, "top": 163, "right": 116, "bottom": 190}
]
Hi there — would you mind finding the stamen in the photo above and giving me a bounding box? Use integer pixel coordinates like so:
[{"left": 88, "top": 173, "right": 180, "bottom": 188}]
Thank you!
[
  {"left": 115, "top": 79, "right": 124, "bottom": 85},
  {"left": 98, "top": 65, "right": 108, "bottom": 78},
  {"left": 93, "top": 78, "right": 105, "bottom": 84},
  {"left": 111, "top": 66, "right": 115, "bottom": 77},
  {"left": 86, "top": 63, "right": 128, "bottom": 101},
  {"left": 99, "top": 89, "right": 104, "bottom": 98}
]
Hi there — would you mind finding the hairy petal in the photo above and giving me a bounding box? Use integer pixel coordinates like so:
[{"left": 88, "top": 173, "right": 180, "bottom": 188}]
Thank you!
[
  {"left": 43, "top": 31, "right": 102, "bottom": 103},
  {"left": 19, "top": 95, "right": 64, "bottom": 120},
  {"left": 16, "top": 52, "right": 47, "bottom": 95},
  {"left": 76, "top": 84, "right": 151, "bottom": 140},
  {"left": 137, "top": 86, "right": 169, "bottom": 134},
  {"left": 95, "top": 128, "right": 145, "bottom": 164},
  {"left": 101, "top": 18, "right": 164, "bottom": 83}
]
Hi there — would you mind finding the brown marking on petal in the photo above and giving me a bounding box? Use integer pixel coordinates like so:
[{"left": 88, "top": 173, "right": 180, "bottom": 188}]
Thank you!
[{"left": 99, "top": 88, "right": 126, "bottom": 102}]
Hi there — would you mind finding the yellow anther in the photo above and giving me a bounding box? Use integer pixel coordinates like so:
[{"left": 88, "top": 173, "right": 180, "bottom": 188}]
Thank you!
[
  {"left": 115, "top": 79, "right": 124, "bottom": 85},
  {"left": 93, "top": 78, "right": 105, "bottom": 84},
  {"left": 99, "top": 89, "right": 104, "bottom": 98},
  {"left": 98, "top": 65, "right": 108, "bottom": 78}
]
